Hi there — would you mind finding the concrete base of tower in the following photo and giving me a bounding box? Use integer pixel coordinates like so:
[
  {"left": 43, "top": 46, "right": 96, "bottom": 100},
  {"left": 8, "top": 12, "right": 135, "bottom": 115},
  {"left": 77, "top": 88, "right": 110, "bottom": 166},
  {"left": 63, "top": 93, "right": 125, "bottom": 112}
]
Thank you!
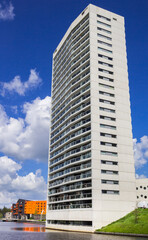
[{"left": 45, "top": 223, "right": 94, "bottom": 233}]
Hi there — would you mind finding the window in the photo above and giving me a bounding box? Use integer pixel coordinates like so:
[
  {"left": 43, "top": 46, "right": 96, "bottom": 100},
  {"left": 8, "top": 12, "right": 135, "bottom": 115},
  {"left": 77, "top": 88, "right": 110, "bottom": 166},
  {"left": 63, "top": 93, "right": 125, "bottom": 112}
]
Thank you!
[
  {"left": 144, "top": 196, "right": 147, "bottom": 199},
  {"left": 98, "top": 40, "right": 112, "bottom": 47},
  {"left": 97, "top": 20, "right": 111, "bottom": 28},
  {"left": 99, "top": 107, "right": 115, "bottom": 113},
  {"left": 113, "top": 18, "right": 117, "bottom": 21},
  {"left": 99, "top": 99, "right": 115, "bottom": 105},
  {"left": 99, "top": 75, "right": 114, "bottom": 82},
  {"left": 101, "top": 170, "right": 118, "bottom": 174},
  {"left": 98, "top": 54, "right": 113, "bottom": 61},
  {"left": 97, "top": 14, "right": 111, "bottom": 22},
  {"left": 101, "top": 150, "right": 118, "bottom": 156},
  {"left": 99, "top": 91, "right": 114, "bottom": 97},
  {"left": 97, "top": 27, "right": 111, "bottom": 34},
  {"left": 100, "top": 115, "right": 116, "bottom": 121},
  {"left": 97, "top": 33, "right": 112, "bottom": 41},
  {"left": 98, "top": 47, "right": 112, "bottom": 54},
  {"left": 100, "top": 142, "right": 117, "bottom": 147},
  {"left": 136, "top": 187, "right": 138, "bottom": 190},
  {"left": 99, "top": 83, "right": 114, "bottom": 89},
  {"left": 100, "top": 132, "right": 116, "bottom": 138},
  {"left": 100, "top": 124, "right": 116, "bottom": 130},
  {"left": 99, "top": 68, "right": 113, "bottom": 75},
  {"left": 101, "top": 160, "right": 118, "bottom": 165},
  {"left": 98, "top": 62, "right": 113, "bottom": 68},
  {"left": 102, "top": 179, "right": 119, "bottom": 184},
  {"left": 137, "top": 196, "right": 139, "bottom": 199},
  {"left": 144, "top": 187, "right": 146, "bottom": 190},
  {"left": 102, "top": 190, "right": 119, "bottom": 195},
  {"left": 48, "top": 220, "right": 92, "bottom": 226}
]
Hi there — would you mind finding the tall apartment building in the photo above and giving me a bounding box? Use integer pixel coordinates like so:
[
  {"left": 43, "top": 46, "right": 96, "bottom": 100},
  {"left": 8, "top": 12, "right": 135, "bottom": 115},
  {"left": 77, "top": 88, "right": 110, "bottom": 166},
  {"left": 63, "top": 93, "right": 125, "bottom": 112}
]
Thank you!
[{"left": 46, "top": 4, "right": 136, "bottom": 232}]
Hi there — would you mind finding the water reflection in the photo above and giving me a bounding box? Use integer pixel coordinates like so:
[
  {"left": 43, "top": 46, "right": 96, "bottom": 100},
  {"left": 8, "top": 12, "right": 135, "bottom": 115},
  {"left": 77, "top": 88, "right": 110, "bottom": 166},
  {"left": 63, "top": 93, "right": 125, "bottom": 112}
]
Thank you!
[
  {"left": 0, "top": 222, "right": 148, "bottom": 240},
  {"left": 12, "top": 226, "right": 45, "bottom": 232}
]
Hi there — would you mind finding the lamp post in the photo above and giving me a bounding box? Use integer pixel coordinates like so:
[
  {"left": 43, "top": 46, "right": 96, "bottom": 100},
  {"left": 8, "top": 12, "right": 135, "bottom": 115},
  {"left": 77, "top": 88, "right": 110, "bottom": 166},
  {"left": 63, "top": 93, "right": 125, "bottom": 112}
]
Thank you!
[{"left": 40, "top": 209, "right": 45, "bottom": 221}]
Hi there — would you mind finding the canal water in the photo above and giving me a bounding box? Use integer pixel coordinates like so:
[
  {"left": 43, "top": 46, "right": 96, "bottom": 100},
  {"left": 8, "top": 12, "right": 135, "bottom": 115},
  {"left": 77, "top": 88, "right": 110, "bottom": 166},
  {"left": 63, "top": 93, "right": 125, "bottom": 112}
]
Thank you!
[{"left": 0, "top": 222, "right": 147, "bottom": 240}]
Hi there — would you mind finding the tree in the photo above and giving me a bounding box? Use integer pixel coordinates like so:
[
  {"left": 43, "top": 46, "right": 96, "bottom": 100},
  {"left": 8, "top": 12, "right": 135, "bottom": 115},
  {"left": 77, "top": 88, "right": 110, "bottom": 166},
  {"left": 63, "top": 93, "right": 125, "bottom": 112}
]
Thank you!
[{"left": 0, "top": 206, "right": 11, "bottom": 217}]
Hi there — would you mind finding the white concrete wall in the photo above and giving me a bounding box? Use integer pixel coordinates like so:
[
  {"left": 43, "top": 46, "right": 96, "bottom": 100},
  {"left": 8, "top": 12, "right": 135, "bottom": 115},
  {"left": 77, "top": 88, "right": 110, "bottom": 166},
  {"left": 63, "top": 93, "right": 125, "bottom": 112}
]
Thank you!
[{"left": 89, "top": 3, "right": 136, "bottom": 230}]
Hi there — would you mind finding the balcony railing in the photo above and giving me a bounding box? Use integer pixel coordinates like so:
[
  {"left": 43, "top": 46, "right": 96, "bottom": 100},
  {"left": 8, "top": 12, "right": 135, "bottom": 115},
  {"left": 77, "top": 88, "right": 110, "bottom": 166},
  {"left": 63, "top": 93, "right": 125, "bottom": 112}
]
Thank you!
[
  {"left": 49, "top": 202, "right": 92, "bottom": 210},
  {"left": 49, "top": 171, "right": 91, "bottom": 188},
  {"left": 49, "top": 193, "right": 92, "bottom": 203},
  {"left": 49, "top": 182, "right": 91, "bottom": 195}
]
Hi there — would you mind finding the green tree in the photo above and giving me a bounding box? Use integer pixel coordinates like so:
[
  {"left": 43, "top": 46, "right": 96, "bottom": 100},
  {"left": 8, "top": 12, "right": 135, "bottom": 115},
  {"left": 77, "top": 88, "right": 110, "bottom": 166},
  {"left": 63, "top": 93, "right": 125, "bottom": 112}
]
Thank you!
[{"left": 0, "top": 206, "right": 11, "bottom": 217}]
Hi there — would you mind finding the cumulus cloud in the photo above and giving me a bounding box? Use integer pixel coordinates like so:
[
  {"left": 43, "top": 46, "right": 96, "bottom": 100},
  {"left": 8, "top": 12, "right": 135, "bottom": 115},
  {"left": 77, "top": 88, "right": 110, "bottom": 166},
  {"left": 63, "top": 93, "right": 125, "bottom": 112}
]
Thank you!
[
  {"left": 0, "top": 156, "right": 47, "bottom": 208},
  {"left": 0, "top": 2, "right": 15, "bottom": 21},
  {"left": 0, "top": 96, "right": 51, "bottom": 162},
  {"left": 1, "top": 69, "right": 42, "bottom": 96},
  {"left": 133, "top": 136, "right": 148, "bottom": 169},
  {"left": 135, "top": 174, "right": 147, "bottom": 179}
]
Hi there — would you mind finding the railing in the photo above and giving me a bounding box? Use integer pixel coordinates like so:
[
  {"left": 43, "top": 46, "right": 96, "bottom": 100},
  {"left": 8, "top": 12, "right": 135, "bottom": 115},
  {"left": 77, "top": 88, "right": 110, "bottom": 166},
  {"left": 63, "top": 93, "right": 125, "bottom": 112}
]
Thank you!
[
  {"left": 49, "top": 203, "right": 92, "bottom": 210},
  {"left": 49, "top": 171, "right": 91, "bottom": 188},
  {"left": 49, "top": 193, "right": 92, "bottom": 202},
  {"left": 50, "top": 162, "right": 91, "bottom": 180},
  {"left": 49, "top": 182, "right": 91, "bottom": 195}
]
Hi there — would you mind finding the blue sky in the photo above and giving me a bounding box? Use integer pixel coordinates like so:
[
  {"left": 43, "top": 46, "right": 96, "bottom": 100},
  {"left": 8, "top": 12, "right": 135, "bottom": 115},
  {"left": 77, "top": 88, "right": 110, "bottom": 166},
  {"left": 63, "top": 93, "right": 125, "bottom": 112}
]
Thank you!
[{"left": 0, "top": 0, "right": 148, "bottom": 207}]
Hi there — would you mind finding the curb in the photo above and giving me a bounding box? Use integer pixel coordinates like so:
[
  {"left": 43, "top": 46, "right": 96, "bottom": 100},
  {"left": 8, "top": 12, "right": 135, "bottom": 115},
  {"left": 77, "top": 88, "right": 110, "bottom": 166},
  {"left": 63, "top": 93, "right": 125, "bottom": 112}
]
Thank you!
[{"left": 95, "top": 231, "right": 148, "bottom": 238}]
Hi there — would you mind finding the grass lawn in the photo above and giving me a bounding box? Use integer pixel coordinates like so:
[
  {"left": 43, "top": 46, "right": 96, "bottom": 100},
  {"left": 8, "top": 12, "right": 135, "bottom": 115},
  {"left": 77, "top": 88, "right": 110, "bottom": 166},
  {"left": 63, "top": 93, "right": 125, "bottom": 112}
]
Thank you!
[{"left": 96, "top": 208, "right": 148, "bottom": 234}]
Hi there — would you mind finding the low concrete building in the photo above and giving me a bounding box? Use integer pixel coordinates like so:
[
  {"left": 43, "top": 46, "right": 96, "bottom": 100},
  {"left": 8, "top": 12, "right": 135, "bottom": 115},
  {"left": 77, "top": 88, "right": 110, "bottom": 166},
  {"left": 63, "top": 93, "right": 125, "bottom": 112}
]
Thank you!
[
  {"left": 5, "top": 212, "right": 12, "bottom": 220},
  {"left": 136, "top": 178, "right": 148, "bottom": 208}
]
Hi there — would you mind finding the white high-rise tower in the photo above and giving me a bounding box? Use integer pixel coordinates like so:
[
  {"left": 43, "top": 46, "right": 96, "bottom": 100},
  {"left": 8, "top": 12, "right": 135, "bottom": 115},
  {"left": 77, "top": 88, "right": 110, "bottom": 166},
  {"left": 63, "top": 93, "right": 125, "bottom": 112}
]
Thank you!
[{"left": 46, "top": 4, "right": 136, "bottom": 232}]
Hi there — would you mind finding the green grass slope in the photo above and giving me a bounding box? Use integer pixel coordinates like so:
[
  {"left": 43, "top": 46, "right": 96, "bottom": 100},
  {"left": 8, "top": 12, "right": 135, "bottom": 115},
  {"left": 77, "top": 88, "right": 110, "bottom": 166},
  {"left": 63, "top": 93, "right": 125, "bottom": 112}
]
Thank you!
[{"left": 96, "top": 209, "right": 148, "bottom": 234}]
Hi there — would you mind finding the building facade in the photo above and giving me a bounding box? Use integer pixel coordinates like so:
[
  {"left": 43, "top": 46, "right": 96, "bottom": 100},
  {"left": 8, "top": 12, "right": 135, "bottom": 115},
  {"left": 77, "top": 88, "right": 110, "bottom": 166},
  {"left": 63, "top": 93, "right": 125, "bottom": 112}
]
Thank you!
[
  {"left": 25, "top": 200, "right": 47, "bottom": 215},
  {"left": 5, "top": 212, "right": 12, "bottom": 220},
  {"left": 11, "top": 199, "right": 26, "bottom": 219},
  {"left": 11, "top": 199, "right": 47, "bottom": 219},
  {"left": 46, "top": 4, "right": 136, "bottom": 232},
  {"left": 136, "top": 178, "right": 148, "bottom": 208}
]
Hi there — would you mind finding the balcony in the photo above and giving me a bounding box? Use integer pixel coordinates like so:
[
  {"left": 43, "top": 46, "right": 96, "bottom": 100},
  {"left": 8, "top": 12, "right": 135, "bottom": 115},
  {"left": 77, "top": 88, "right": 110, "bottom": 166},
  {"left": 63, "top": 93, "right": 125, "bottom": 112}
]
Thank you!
[
  {"left": 51, "top": 85, "right": 90, "bottom": 131},
  {"left": 49, "top": 192, "right": 92, "bottom": 203},
  {"left": 49, "top": 182, "right": 91, "bottom": 195},
  {"left": 49, "top": 202, "right": 92, "bottom": 210},
  {"left": 49, "top": 170, "right": 91, "bottom": 188},
  {"left": 50, "top": 161, "right": 91, "bottom": 180}
]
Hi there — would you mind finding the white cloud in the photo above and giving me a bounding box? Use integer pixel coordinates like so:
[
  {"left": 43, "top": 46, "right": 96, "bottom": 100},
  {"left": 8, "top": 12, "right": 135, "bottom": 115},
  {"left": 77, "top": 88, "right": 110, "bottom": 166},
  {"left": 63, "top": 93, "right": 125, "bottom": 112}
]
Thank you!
[
  {"left": 0, "top": 2, "right": 15, "bottom": 21},
  {"left": 133, "top": 136, "right": 148, "bottom": 169},
  {"left": 0, "top": 156, "right": 47, "bottom": 208},
  {"left": 1, "top": 69, "right": 42, "bottom": 96},
  {"left": 0, "top": 156, "right": 21, "bottom": 174},
  {"left": 0, "top": 96, "right": 51, "bottom": 162},
  {"left": 135, "top": 174, "right": 147, "bottom": 179}
]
